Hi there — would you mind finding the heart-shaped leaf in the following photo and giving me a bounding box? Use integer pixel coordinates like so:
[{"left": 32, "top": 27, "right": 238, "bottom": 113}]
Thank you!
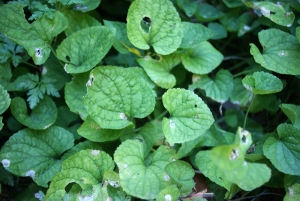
[
  {"left": 280, "top": 104, "right": 300, "bottom": 129},
  {"left": 162, "top": 88, "right": 214, "bottom": 144},
  {"left": 250, "top": 29, "right": 300, "bottom": 75},
  {"left": 127, "top": 0, "right": 183, "bottom": 55},
  {"left": 114, "top": 140, "right": 176, "bottom": 199},
  {"left": 0, "top": 126, "right": 74, "bottom": 187},
  {"left": 56, "top": 26, "right": 115, "bottom": 73},
  {"left": 84, "top": 66, "right": 156, "bottom": 129}
]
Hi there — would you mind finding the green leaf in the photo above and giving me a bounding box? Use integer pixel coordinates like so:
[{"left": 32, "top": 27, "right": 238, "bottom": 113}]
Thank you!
[
  {"left": 242, "top": 71, "right": 283, "bottom": 94},
  {"left": 0, "top": 126, "right": 74, "bottom": 187},
  {"left": 71, "top": 0, "right": 101, "bottom": 13},
  {"left": 114, "top": 140, "right": 176, "bottom": 199},
  {"left": 157, "top": 185, "right": 180, "bottom": 201},
  {"left": 164, "top": 161, "right": 195, "bottom": 196},
  {"left": 0, "top": 116, "right": 3, "bottom": 131},
  {"left": 127, "top": 0, "right": 183, "bottom": 55},
  {"left": 189, "top": 69, "right": 234, "bottom": 103},
  {"left": 176, "top": 0, "right": 197, "bottom": 17},
  {"left": 56, "top": 26, "right": 115, "bottom": 73},
  {"left": 219, "top": 12, "right": 239, "bottom": 32},
  {"left": 63, "top": 10, "right": 101, "bottom": 36},
  {"left": 280, "top": 104, "right": 300, "bottom": 129},
  {"left": 136, "top": 53, "right": 181, "bottom": 89},
  {"left": 10, "top": 96, "right": 57, "bottom": 130},
  {"left": 195, "top": 151, "right": 232, "bottom": 191},
  {"left": 208, "top": 22, "right": 227, "bottom": 40},
  {"left": 32, "top": 11, "right": 68, "bottom": 44},
  {"left": 0, "top": 4, "right": 51, "bottom": 64},
  {"left": 162, "top": 88, "right": 214, "bottom": 144},
  {"left": 210, "top": 128, "right": 271, "bottom": 191},
  {"left": 77, "top": 116, "right": 124, "bottom": 142},
  {"left": 238, "top": 13, "right": 259, "bottom": 37},
  {"left": 195, "top": 3, "right": 224, "bottom": 22},
  {"left": 250, "top": 29, "right": 300, "bottom": 75},
  {"left": 230, "top": 78, "right": 252, "bottom": 107},
  {"left": 284, "top": 183, "right": 300, "bottom": 201},
  {"left": 0, "top": 84, "right": 10, "bottom": 115},
  {"left": 61, "top": 140, "right": 102, "bottom": 160},
  {"left": 263, "top": 123, "right": 300, "bottom": 175},
  {"left": 222, "top": 0, "right": 243, "bottom": 8},
  {"left": 182, "top": 41, "right": 223, "bottom": 74},
  {"left": 84, "top": 66, "right": 156, "bottom": 129},
  {"left": 104, "top": 20, "right": 133, "bottom": 54},
  {"left": 180, "top": 22, "right": 216, "bottom": 49},
  {"left": 45, "top": 149, "right": 114, "bottom": 200},
  {"left": 244, "top": 1, "right": 295, "bottom": 27},
  {"left": 65, "top": 72, "right": 89, "bottom": 120}
]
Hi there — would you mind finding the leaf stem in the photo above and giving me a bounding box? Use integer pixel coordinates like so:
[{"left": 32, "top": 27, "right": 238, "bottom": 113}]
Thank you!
[
  {"left": 243, "top": 94, "right": 255, "bottom": 129},
  {"left": 21, "top": 61, "right": 39, "bottom": 69},
  {"left": 233, "top": 69, "right": 256, "bottom": 78},
  {"left": 227, "top": 59, "right": 249, "bottom": 71},
  {"left": 153, "top": 110, "right": 168, "bottom": 121},
  {"left": 49, "top": 46, "right": 64, "bottom": 67}
]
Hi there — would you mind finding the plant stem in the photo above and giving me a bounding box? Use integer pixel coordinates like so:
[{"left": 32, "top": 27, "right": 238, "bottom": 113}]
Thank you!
[
  {"left": 227, "top": 59, "right": 249, "bottom": 71},
  {"left": 233, "top": 69, "right": 256, "bottom": 78},
  {"left": 21, "top": 61, "right": 39, "bottom": 69},
  {"left": 50, "top": 46, "right": 64, "bottom": 67},
  {"left": 243, "top": 94, "right": 255, "bottom": 129},
  {"left": 153, "top": 110, "right": 168, "bottom": 121}
]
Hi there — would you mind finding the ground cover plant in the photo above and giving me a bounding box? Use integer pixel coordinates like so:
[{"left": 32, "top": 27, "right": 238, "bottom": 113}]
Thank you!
[{"left": 0, "top": 0, "right": 300, "bottom": 200}]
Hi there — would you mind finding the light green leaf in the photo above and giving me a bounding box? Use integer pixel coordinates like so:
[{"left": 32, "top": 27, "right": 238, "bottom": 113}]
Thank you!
[
  {"left": 10, "top": 96, "right": 57, "bottom": 130},
  {"left": 245, "top": 1, "right": 294, "bottom": 27},
  {"left": 45, "top": 149, "right": 114, "bottom": 200},
  {"left": 63, "top": 10, "right": 101, "bottom": 36},
  {"left": 0, "top": 4, "right": 51, "bottom": 64},
  {"left": 162, "top": 88, "right": 214, "bottom": 144},
  {"left": 284, "top": 183, "right": 300, "bottom": 201},
  {"left": 210, "top": 128, "right": 271, "bottom": 191},
  {"left": 230, "top": 78, "right": 252, "bottom": 107},
  {"left": 280, "top": 104, "right": 300, "bottom": 129},
  {"left": 189, "top": 69, "right": 234, "bottom": 103},
  {"left": 0, "top": 84, "right": 10, "bottom": 115},
  {"left": 208, "top": 22, "right": 227, "bottom": 40},
  {"left": 84, "top": 66, "right": 156, "bottom": 129},
  {"left": 114, "top": 140, "right": 176, "bottom": 199},
  {"left": 127, "top": 0, "right": 183, "bottom": 55},
  {"left": 242, "top": 71, "right": 283, "bottom": 94},
  {"left": 103, "top": 170, "right": 120, "bottom": 188},
  {"left": 250, "top": 29, "right": 300, "bottom": 75},
  {"left": 157, "top": 185, "right": 180, "bottom": 201},
  {"left": 263, "top": 123, "right": 300, "bottom": 175},
  {"left": 165, "top": 161, "right": 195, "bottom": 196},
  {"left": 104, "top": 20, "right": 133, "bottom": 54},
  {"left": 136, "top": 53, "right": 181, "bottom": 89},
  {"left": 0, "top": 126, "right": 74, "bottom": 187},
  {"left": 71, "top": 0, "right": 101, "bottom": 12},
  {"left": 195, "top": 3, "right": 224, "bottom": 22},
  {"left": 61, "top": 141, "right": 102, "bottom": 160},
  {"left": 180, "top": 22, "right": 216, "bottom": 49},
  {"left": 195, "top": 151, "right": 232, "bottom": 191},
  {"left": 182, "top": 41, "right": 223, "bottom": 74},
  {"left": 77, "top": 116, "right": 124, "bottom": 142},
  {"left": 32, "top": 11, "right": 68, "bottom": 44},
  {"left": 56, "top": 26, "right": 115, "bottom": 73},
  {"left": 65, "top": 72, "right": 89, "bottom": 120}
]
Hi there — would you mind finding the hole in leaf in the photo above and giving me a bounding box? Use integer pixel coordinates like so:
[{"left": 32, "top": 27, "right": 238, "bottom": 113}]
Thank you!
[
  {"left": 140, "top": 17, "right": 151, "bottom": 33},
  {"left": 66, "top": 55, "right": 71, "bottom": 62},
  {"left": 230, "top": 148, "right": 239, "bottom": 160},
  {"left": 65, "top": 183, "right": 82, "bottom": 193},
  {"left": 195, "top": 104, "right": 197, "bottom": 108},
  {"left": 241, "top": 135, "right": 247, "bottom": 143}
]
